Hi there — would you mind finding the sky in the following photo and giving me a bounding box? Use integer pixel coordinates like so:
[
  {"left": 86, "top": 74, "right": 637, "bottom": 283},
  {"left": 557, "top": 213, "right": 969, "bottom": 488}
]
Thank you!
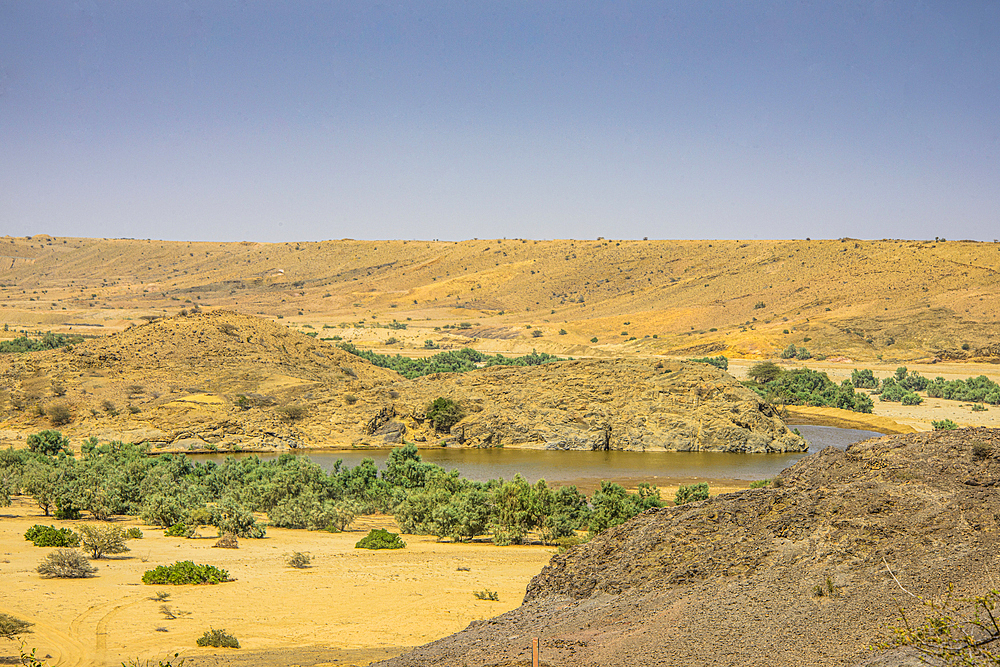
[{"left": 1, "top": 1, "right": 998, "bottom": 242}]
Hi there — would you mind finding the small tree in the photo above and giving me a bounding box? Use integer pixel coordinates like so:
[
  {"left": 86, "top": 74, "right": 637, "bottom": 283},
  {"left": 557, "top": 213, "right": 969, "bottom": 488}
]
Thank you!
[
  {"left": 26, "top": 430, "right": 70, "bottom": 455},
  {"left": 747, "top": 361, "right": 782, "bottom": 384},
  {"left": 47, "top": 404, "right": 72, "bottom": 426},
  {"left": 675, "top": 483, "right": 710, "bottom": 505},
  {"left": 78, "top": 524, "right": 130, "bottom": 559},
  {"left": 426, "top": 397, "right": 464, "bottom": 432}
]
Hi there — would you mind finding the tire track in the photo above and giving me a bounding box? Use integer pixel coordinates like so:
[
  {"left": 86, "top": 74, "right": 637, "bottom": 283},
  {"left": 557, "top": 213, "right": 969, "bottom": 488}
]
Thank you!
[{"left": 1, "top": 607, "right": 89, "bottom": 667}]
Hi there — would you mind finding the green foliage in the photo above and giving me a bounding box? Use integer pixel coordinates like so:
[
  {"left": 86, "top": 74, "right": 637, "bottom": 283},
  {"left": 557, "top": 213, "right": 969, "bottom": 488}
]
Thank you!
[
  {"left": 689, "top": 355, "right": 728, "bottom": 371},
  {"left": 211, "top": 498, "right": 266, "bottom": 538},
  {"left": 196, "top": 628, "right": 240, "bottom": 648},
  {"left": 426, "top": 398, "right": 465, "bottom": 432},
  {"left": 851, "top": 369, "right": 878, "bottom": 389},
  {"left": 488, "top": 475, "right": 533, "bottom": 545},
  {"left": 780, "top": 344, "right": 798, "bottom": 359},
  {"left": 164, "top": 522, "right": 190, "bottom": 537},
  {"left": 746, "top": 367, "right": 874, "bottom": 414},
  {"left": 473, "top": 589, "right": 499, "bottom": 601},
  {"left": 748, "top": 479, "right": 771, "bottom": 489},
  {"left": 79, "top": 524, "right": 130, "bottom": 559},
  {"left": 26, "top": 430, "right": 70, "bottom": 455},
  {"left": 36, "top": 548, "right": 97, "bottom": 578},
  {"left": 142, "top": 561, "right": 231, "bottom": 585},
  {"left": 925, "top": 374, "right": 1000, "bottom": 405},
  {"left": 972, "top": 403, "right": 988, "bottom": 412},
  {"left": 877, "top": 586, "right": 1000, "bottom": 666},
  {"left": 124, "top": 527, "right": 143, "bottom": 539},
  {"left": 747, "top": 361, "right": 782, "bottom": 384},
  {"left": 932, "top": 419, "right": 958, "bottom": 431},
  {"left": 338, "top": 344, "right": 560, "bottom": 379},
  {"left": 675, "top": 482, "right": 710, "bottom": 505},
  {"left": 355, "top": 528, "right": 406, "bottom": 550},
  {"left": 24, "top": 524, "right": 79, "bottom": 547},
  {"left": 0, "top": 612, "right": 33, "bottom": 639},
  {"left": 590, "top": 337, "right": 598, "bottom": 343},
  {"left": 0, "top": 332, "right": 83, "bottom": 353},
  {"left": 589, "top": 481, "right": 663, "bottom": 535}
]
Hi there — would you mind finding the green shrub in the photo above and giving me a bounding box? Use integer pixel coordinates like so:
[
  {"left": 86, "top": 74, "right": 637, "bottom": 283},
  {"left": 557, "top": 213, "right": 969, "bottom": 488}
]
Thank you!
[
  {"left": 971, "top": 403, "right": 987, "bottom": 412},
  {"left": 473, "top": 589, "right": 499, "bottom": 601},
  {"left": 932, "top": 419, "right": 958, "bottom": 431},
  {"left": 196, "top": 628, "right": 240, "bottom": 648},
  {"left": 164, "top": 522, "right": 190, "bottom": 537},
  {"left": 748, "top": 479, "right": 771, "bottom": 489},
  {"left": 125, "top": 527, "right": 143, "bottom": 539},
  {"left": 25, "top": 525, "right": 79, "bottom": 547},
  {"left": 590, "top": 337, "right": 598, "bottom": 343},
  {"left": 851, "top": 369, "right": 879, "bottom": 389},
  {"left": 26, "top": 430, "right": 70, "bottom": 455},
  {"left": 426, "top": 397, "right": 464, "bottom": 432},
  {"left": 747, "top": 361, "right": 782, "bottom": 384},
  {"left": 355, "top": 529, "right": 405, "bottom": 550},
  {"left": 901, "top": 392, "right": 923, "bottom": 406},
  {"left": 142, "top": 561, "right": 231, "bottom": 585},
  {"left": 36, "top": 548, "right": 97, "bottom": 578},
  {"left": 278, "top": 404, "right": 306, "bottom": 422},
  {"left": 689, "top": 355, "right": 728, "bottom": 371},
  {"left": 674, "top": 483, "right": 710, "bottom": 505}
]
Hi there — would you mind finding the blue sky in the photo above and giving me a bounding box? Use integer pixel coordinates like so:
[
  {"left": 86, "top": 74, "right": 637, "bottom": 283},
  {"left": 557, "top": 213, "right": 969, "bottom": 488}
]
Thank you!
[{"left": 2, "top": 1, "right": 998, "bottom": 242}]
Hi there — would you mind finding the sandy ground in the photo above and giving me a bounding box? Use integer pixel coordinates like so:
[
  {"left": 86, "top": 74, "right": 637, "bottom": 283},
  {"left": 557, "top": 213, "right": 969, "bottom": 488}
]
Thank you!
[
  {"left": 0, "top": 476, "right": 751, "bottom": 667},
  {"left": 0, "top": 499, "right": 553, "bottom": 667}
]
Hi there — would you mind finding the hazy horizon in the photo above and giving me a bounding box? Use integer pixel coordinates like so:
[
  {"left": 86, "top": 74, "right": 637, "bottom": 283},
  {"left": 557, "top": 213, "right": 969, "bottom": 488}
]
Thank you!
[{"left": 3, "top": 2, "right": 998, "bottom": 243}]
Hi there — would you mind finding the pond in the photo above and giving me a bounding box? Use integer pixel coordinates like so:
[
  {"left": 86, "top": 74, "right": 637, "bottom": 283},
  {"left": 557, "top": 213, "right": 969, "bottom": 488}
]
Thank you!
[{"left": 189, "top": 424, "right": 882, "bottom": 490}]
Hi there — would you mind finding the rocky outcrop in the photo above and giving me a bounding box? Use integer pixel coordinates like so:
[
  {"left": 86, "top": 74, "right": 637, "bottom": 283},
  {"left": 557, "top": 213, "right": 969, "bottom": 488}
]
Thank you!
[
  {"left": 374, "top": 429, "right": 1000, "bottom": 667},
  {"left": 389, "top": 359, "right": 805, "bottom": 452}
]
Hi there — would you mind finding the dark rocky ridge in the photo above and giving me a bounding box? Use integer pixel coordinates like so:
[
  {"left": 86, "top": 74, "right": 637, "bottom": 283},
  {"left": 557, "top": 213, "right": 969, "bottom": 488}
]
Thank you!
[{"left": 375, "top": 429, "right": 1000, "bottom": 667}]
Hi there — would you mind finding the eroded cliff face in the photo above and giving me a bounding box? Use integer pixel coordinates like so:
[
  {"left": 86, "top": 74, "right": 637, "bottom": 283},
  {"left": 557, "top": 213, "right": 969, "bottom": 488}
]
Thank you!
[
  {"left": 0, "top": 312, "right": 803, "bottom": 454},
  {"left": 373, "top": 429, "right": 1000, "bottom": 667},
  {"left": 389, "top": 358, "right": 805, "bottom": 453}
]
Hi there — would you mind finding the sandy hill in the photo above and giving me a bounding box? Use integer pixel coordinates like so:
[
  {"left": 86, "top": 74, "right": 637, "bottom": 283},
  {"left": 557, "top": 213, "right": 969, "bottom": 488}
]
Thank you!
[
  {"left": 2, "top": 235, "right": 999, "bottom": 362},
  {"left": 0, "top": 311, "right": 802, "bottom": 453},
  {"left": 375, "top": 428, "right": 1000, "bottom": 667}
]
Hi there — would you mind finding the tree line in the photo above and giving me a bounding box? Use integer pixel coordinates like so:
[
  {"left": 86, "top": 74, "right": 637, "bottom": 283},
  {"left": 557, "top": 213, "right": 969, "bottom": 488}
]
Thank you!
[{"left": 338, "top": 344, "right": 560, "bottom": 379}]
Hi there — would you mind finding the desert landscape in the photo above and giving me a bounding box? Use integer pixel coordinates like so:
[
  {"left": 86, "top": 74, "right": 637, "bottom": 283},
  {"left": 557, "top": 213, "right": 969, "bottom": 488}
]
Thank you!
[{"left": 1, "top": 236, "right": 999, "bottom": 666}]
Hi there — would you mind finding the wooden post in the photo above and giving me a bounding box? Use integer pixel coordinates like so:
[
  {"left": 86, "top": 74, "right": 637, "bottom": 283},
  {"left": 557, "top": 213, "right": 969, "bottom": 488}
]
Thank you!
[{"left": 532, "top": 637, "right": 539, "bottom": 667}]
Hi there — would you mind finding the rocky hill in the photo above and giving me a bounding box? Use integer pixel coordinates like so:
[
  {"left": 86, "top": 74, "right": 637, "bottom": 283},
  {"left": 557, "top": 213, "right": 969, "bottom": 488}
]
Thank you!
[
  {"left": 0, "top": 311, "right": 802, "bottom": 453},
  {"left": 2, "top": 235, "right": 1000, "bottom": 362},
  {"left": 374, "top": 428, "right": 1000, "bottom": 667}
]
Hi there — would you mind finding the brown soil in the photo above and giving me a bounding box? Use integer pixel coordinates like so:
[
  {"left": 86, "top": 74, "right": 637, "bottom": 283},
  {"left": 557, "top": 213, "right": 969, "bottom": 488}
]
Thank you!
[{"left": 374, "top": 429, "right": 1000, "bottom": 667}]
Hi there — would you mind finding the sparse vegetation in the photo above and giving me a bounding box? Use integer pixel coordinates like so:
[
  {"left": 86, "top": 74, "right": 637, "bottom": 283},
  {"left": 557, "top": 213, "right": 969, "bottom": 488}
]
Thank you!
[
  {"left": 674, "top": 483, "right": 710, "bottom": 505},
  {"left": 689, "top": 355, "right": 728, "bottom": 371},
  {"left": 24, "top": 525, "right": 79, "bottom": 547},
  {"left": 0, "top": 612, "right": 33, "bottom": 640},
  {"left": 142, "top": 561, "right": 231, "bottom": 585},
  {"left": 278, "top": 404, "right": 306, "bottom": 422},
  {"left": 356, "top": 528, "right": 406, "bottom": 550},
  {"left": 972, "top": 440, "right": 993, "bottom": 460},
  {"left": 36, "top": 548, "right": 97, "bottom": 578},
  {"left": 0, "top": 332, "right": 83, "bottom": 354},
  {"left": 932, "top": 419, "right": 958, "bottom": 431},
  {"left": 78, "top": 524, "right": 130, "bottom": 559},
  {"left": 747, "top": 367, "right": 873, "bottom": 413},
  {"left": 473, "top": 589, "right": 499, "bottom": 601},
  {"left": 748, "top": 479, "right": 771, "bottom": 488},
  {"left": 196, "top": 628, "right": 240, "bottom": 648},
  {"left": 339, "top": 344, "right": 559, "bottom": 379},
  {"left": 285, "top": 551, "right": 312, "bottom": 568}
]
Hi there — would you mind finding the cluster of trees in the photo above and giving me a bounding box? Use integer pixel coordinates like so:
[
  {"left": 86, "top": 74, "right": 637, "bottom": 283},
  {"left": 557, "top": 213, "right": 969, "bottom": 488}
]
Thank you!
[
  {"left": 779, "top": 344, "right": 813, "bottom": 360},
  {"left": 853, "top": 366, "right": 1000, "bottom": 406},
  {"left": 745, "top": 363, "right": 874, "bottom": 413},
  {"left": 338, "top": 344, "right": 560, "bottom": 379},
  {"left": 1, "top": 438, "right": 676, "bottom": 545},
  {"left": 689, "top": 355, "right": 729, "bottom": 371},
  {"left": 0, "top": 332, "right": 84, "bottom": 354}
]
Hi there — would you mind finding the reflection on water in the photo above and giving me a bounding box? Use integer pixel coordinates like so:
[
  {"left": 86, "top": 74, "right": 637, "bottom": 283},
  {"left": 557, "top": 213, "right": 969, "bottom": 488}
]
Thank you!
[{"left": 188, "top": 424, "right": 881, "bottom": 487}]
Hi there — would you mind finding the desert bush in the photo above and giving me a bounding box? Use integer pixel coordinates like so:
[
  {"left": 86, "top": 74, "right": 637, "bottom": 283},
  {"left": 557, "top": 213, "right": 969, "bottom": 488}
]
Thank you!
[
  {"left": 590, "top": 337, "right": 598, "bottom": 343},
  {"left": 972, "top": 440, "right": 994, "bottom": 461},
  {"left": 675, "top": 483, "right": 710, "bottom": 505},
  {"left": 213, "top": 533, "right": 239, "bottom": 549},
  {"left": 901, "top": 392, "right": 923, "bottom": 406},
  {"left": 338, "top": 344, "right": 558, "bottom": 379},
  {"left": 748, "top": 479, "right": 771, "bottom": 488},
  {"left": 850, "top": 369, "right": 878, "bottom": 389},
  {"left": 47, "top": 404, "right": 71, "bottom": 426},
  {"left": 24, "top": 525, "right": 79, "bottom": 547},
  {"left": 212, "top": 499, "right": 266, "bottom": 538},
  {"left": 473, "top": 589, "right": 499, "bottom": 601},
  {"left": 531, "top": 329, "right": 543, "bottom": 338},
  {"left": 79, "top": 524, "right": 130, "bottom": 559},
  {"left": 972, "top": 403, "right": 987, "bottom": 412},
  {"left": 588, "top": 481, "right": 663, "bottom": 535},
  {"left": 426, "top": 397, "right": 464, "bottom": 432},
  {"left": 0, "top": 612, "right": 33, "bottom": 639},
  {"left": 101, "top": 399, "right": 118, "bottom": 415},
  {"left": 689, "top": 355, "right": 728, "bottom": 371},
  {"left": 164, "top": 522, "right": 192, "bottom": 538},
  {"left": 878, "top": 586, "right": 1000, "bottom": 666},
  {"left": 37, "top": 548, "right": 97, "bottom": 578},
  {"left": 344, "top": 394, "right": 358, "bottom": 405},
  {"left": 26, "top": 430, "right": 69, "bottom": 455},
  {"left": 285, "top": 551, "right": 312, "bottom": 568},
  {"left": 196, "top": 628, "right": 240, "bottom": 648},
  {"left": 142, "top": 561, "right": 230, "bottom": 585},
  {"left": 278, "top": 404, "right": 306, "bottom": 422},
  {"left": 932, "top": 419, "right": 958, "bottom": 431},
  {"left": 780, "top": 344, "right": 798, "bottom": 359},
  {"left": 355, "top": 529, "right": 405, "bottom": 550},
  {"left": 125, "top": 527, "right": 143, "bottom": 539}
]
